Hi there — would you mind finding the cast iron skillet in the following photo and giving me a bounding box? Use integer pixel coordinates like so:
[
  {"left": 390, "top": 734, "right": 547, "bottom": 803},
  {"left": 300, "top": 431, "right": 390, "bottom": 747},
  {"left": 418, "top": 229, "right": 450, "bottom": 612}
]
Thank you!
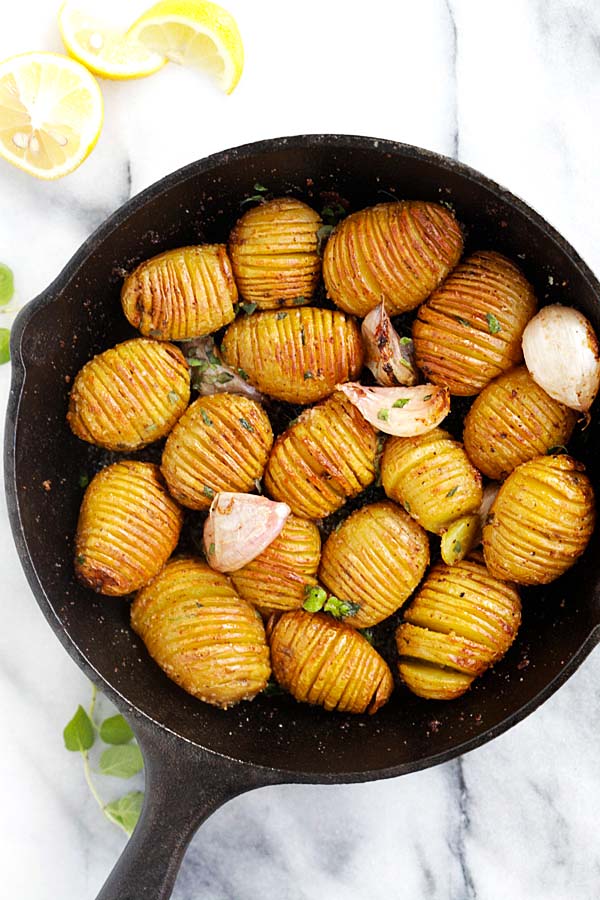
[{"left": 6, "top": 135, "right": 600, "bottom": 900}]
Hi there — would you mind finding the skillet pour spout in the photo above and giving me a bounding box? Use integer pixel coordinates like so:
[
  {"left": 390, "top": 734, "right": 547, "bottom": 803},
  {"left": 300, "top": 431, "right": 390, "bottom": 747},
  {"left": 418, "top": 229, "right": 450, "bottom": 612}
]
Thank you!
[{"left": 5, "top": 135, "right": 600, "bottom": 899}]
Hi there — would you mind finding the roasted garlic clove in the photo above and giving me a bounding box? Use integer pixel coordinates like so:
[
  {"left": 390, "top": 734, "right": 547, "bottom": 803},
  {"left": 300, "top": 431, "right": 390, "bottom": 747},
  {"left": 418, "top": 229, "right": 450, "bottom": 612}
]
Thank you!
[
  {"left": 318, "top": 501, "right": 429, "bottom": 627},
  {"left": 68, "top": 338, "right": 190, "bottom": 451},
  {"left": 323, "top": 201, "right": 463, "bottom": 317},
  {"left": 381, "top": 428, "right": 482, "bottom": 534},
  {"left": 269, "top": 610, "right": 393, "bottom": 714},
  {"left": 203, "top": 492, "right": 291, "bottom": 573},
  {"left": 231, "top": 514, "right": 322, "bottom": 615},
  {"left": 75, "top": 461, "right": 183, "bottom": 596},
  {"left": 482, "top": 454, "right": 595, "bottom": 585},
  {"left": 161, "top": 393, "right": 273, "bottom": 509},
  {"left": 183, "top": 335, "right": 266, "bottom": 403},
  {"left": 228, "top": 197, "right": 322, "bottom": 308},
  {"left": 397, "top": 553, "right": 521, "bottom": 700},
  {"left": 121, "top": 244, "right": 237, "bottom": 340},
  {"left": 335, "top": 382, "right": 450, "bottom": 437},
  {"left": 361, "top": 301, "right": 419, "bottom": 386},
  {"left": 220, "top": 306, "right": 364, "bottom": 404},
  {"left": 131, "top": 557, "right": 270, "bottom": 708},
  {"left": 264, "top": 391, "right": 378, "bottom": 519},
  {"left": 413, "top": 251, "right": 538, "bottom": 396},
  {"left": 463, "top": 366, "right": 576, "bottom": 481}
]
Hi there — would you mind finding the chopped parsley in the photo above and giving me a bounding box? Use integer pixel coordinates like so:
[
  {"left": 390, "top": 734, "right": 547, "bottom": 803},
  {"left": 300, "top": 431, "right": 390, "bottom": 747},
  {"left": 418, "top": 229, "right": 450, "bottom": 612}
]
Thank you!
[
  {"left": 216, "top": 372, "right": 234, "bottom": 384},
  {"left": 239, "top": 417, "right": 254, "bottom": 431},
  {"left": 202, "top": 485, "right": 215, "bottom": 499},
  {"left": 392, "top": 398, "right": 409, "bottom": 409},
  {"left": 303, "top": 371, "right": 314, "bottom": 380},
  {"left": 456, "top": 316, "right": 471, "bottom": 327},
  {"left": 167, "top": 391, "right": 180, "bottom": 404},
  {"left": 486, "top": 312, "right": 501, "bottom": 334},
  {"left": 377, "top": 408, "right": 390, "bottom": 422},
  {"left": 200, "top": 409, "right": 213, "bottom": 427},
  {"left": 239, "top": 302, "right": 257, "bottom": 316},
  {"left": 446, "top": 486, "right": 459, "bottom": 498},
  {"left": 276, "top": 311, "right": 288, "bottom": 320}
]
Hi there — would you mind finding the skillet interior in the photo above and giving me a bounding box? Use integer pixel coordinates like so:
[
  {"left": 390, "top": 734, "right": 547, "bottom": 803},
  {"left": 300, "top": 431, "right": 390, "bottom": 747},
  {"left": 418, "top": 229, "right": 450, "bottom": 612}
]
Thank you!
[{"left": 7, "top": 134, "right": 600, "bottom": 779}]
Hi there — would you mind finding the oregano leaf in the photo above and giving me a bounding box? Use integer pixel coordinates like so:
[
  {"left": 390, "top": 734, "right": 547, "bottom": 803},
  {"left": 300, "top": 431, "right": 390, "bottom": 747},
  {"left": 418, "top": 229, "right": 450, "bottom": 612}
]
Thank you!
[
  {"left": 63, "top": 705, "right": 95, "bottom": 752},
  {"left": 0, "top": 263, "right": 14, "bottom": 306},
  {"left": 104, "top": 791, "right": 144, "bottom": 836},
  {"left": 99, "top": 744, "right": 143, "bottom": 778},
  {"left": 100, "top": 714, "right": 134, "bottom": 746},
  {"left": 0, "top": 328, "right": 10, "bottom": 365}
]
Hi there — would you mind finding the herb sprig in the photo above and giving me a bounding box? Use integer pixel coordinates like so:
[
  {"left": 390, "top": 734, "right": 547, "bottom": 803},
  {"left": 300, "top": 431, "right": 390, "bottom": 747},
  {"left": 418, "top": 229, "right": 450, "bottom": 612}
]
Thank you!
[{"left": 303, "top": 585, "right": 361, "bottom": 620}]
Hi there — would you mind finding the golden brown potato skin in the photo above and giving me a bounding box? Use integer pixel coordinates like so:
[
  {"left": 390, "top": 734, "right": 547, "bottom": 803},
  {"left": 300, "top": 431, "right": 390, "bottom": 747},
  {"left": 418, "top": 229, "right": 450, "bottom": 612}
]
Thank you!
[
  {"left": 230, "top": 515, "right": 321, "bottom": 615},
  {"left": 483, "top": 454, "right": 595, "bottom": 585},
  {"left": 75, "top": 461, "right": 183, "bottom": 596},
  {"left": 264, "top": 391, "right": 378, "bottom": 519},
  {"left": 121, "top": 244, "right": 237, "bottom": 340},
  {"left": 318, "top": 501, "right": 429, "bottom": 627},
  {"left": 397, "top": 553, "right": 521, "bottom": 700},
  {"left": 221, "top": 307, "right": 364, "bottom": 404},
  {"left": 67, "top": 338, "right": 190, "bottom": 451},
  {"left": 381, "top": 428, "right": 482, "bottom": 533},
  {"left": 413, "top": 251, "right": 537, "bottom": 395},
  {"left": 322, "top": 201, "right": 463, "bottom": 317},
  {"left": 161, "top": 393, "right": 273, "bottom": 510},
  {"left": 131, "top": 557, "right": 271, "bottom": 708},
  {"left": 463, "top": 366, "right": 576, "bottom": 481},
  {"left": 228, "top": 198, "right": 322, "bottom": 308},
  {"left": 269, "top": 610, "right": 393, "bottom": 714}
]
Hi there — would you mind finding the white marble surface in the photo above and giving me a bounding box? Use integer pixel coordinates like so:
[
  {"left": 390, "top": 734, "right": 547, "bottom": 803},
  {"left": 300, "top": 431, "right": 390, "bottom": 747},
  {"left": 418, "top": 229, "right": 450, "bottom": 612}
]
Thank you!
[{"left": 2, "top": 1, "right": 600, "bottom": 898}]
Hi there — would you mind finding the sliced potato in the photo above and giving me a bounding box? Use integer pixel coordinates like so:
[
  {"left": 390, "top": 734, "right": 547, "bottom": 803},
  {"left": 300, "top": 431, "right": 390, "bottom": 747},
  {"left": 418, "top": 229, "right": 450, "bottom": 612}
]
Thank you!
[
  {"left": 121, "top": 244, "right": 237, "bottom": 341},
  {"left": 269, "top": 610, "right": 393, "bottom": 714},
  {"left": 220, "top": 306, "right": 364, "bottom": 404},
  {"left": 322, "top": 201, "right": 463, "bottom": 317},
  {"left": 67, "top": 338, "right": 190, "bottom": 451},
  {"left": 228, "top": 197, "right": 322, "bottom": 308},
  {"left": 75, "top": 461, "right": 183, "bottom": 596},
  {"left": 482, "top": 454, "right": 595, "bottom": 585},
  {"left": 440, "top": 514, "right": 480, "bottom": 565},
  {"left": 131, "top": 557, "right": 270, "bottom": 708}
]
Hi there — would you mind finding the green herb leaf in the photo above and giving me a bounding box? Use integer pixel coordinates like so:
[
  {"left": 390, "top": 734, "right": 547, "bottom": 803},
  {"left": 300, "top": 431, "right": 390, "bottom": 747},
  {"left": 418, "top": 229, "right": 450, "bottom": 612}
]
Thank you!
[
  {"left": 63, "top": 705, "right": 95, "bottom": 752},
  {"left": 399, "top": 336, "right": 412, "bottom": 346},
  {"left": 392, "top": 398, "right": 409, "bottom": 409},
  {"left": 98, "top": 744, "right": 144, "bottom": 779},
  {"left": 455, "top": 316, "right": 471, "bottom": 328},
  {"left": 237, "top": 368, "right": 249, "bottom": 381},
  {"left": 303, "top": 370, "right": 314, "bottom": 380},
  {"left": 453, "top": 539, "right": 462, "bottom": 554},
  {"left": 240, "top": 194, "right": 266, "bottom": 207},
  {"left": 276, "top": 311, "right": 288, "bottom": 320},
  {"left": 321, "top": 202, "right": 347, "bottom": 226},
  {"left": 547, "top": 445, "right": 568, "bottom": 455},
  {"left": 188, "top": 357, "right": 208, "bottom": 369},
  {"left": 359, "top": 627, "right": 374, "bottom": 645},
  {"left": 202, "top": 485, "right": 215, "bottom": 499},
  {"left": 423, "top": 394, "right": 432, "bottom": 401},
  {"left": 216, "top": 371, "right": 234, "bottom": 383},
  {"left": 0, "top": 328, "right": 10, "bottom": 365},
  {"left": 404, "top": 501, "right": 411, "bottom": 513},
  {"left": 262, "top": 677, "right": 285, "bottom": 696},
  {"left": 303, "top": 585, "right": 327, "bottom": 612},
  {"left": 240, "top": 302, "right": 258, "bottom": 316},
  {"left": 446, "top": 485, "right": 459, "bottom": 497},
  {"left": 293, "top": 296, "right": 307, "bottom": 306},
  {"left": 208, "top": 542, "right": 215, "bottom": 556},
  {"left": 100, "top": 715, "right": 134, "bottom": 746},
  {"left": 0, "top": 263, "right": 14, "bottom": 306},
  {"left": 207, "top": 349, "right": 220, "bottom": 366},
  {"left": 486, "top": 312, "right": 501, "bottom": 334},
  {"left": 324, "top": 596, "right": 361, "bottom": 619},
  {"left": 254, "top": 182, "right": 268, "bottom": 193},
  {"left": 200, "top": 409, "right": 213, "bottom": 427},
  {"left": 76, "top": 554, "right": 86, "bottom": 565},
  {"left": 167, "top": 391, "right": 180, "bottom": 405},
  {"left": 239, "top": 417, "right": 254, "bottom": 431},
  {"left": 79, "top": 474, "right": 89, "bottom": 489},
  {"left": 104, "top": 791, "right": 144, "bottom": 836},
  {"left": 377, "top": 408, "right": 390, "bottom": 421}
]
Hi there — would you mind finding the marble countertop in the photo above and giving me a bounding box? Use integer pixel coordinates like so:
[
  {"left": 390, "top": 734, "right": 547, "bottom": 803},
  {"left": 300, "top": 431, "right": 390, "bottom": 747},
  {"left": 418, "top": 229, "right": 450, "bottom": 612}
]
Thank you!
[{"left": 3, "top": 1, "right": 600, "bottom": 898}]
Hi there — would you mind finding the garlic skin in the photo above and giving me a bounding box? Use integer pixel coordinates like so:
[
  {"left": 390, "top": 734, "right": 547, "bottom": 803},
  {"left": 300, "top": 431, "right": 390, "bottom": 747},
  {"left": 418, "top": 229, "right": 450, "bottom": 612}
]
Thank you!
[
  {"left": 522, "top": 305, "right": 600, "bottom": 413},
  {"left": 361, "top": 301, "right": 419, "bottom": 386},
  {"left": 473, "top": 482, "right": 500, "bottom": 546},
  {"left": 336, "top": 382, "right": 450, "bottom": 436},
  {"left": 184, "top": 335, "right": 266, "bottom": 404},
  {"left": 204, "top": 493, "right": 291, "bottom": 573}
]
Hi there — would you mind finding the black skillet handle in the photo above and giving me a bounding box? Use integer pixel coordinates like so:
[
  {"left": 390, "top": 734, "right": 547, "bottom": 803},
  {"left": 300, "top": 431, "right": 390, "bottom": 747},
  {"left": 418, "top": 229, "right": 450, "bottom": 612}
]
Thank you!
[{"left": 95, "top": 714, "right": 284, "bottom": 900}]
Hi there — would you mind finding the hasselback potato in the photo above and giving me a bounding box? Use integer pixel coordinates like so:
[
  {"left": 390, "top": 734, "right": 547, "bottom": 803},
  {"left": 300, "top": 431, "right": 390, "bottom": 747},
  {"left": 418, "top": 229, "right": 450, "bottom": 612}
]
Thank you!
[
  {"left": 68, "top": 338, "right": 190, "bottom": 451},
  {"left": 381, "top": 428, "right": 482, "bottom": 533},
  {"left": 131, "top": 557, "right": 270, "bottom": 708},
  {"left": 397, "top": 553, "right": 521, "bottom": 700},
  {"left": 75, "top": 461, "right": 183, "bottom": 596},
  {"left": 483, "top": 454, "right": 595, "bottom": 585},
  {"left": 463, "top": 366, "right": 577, "bottom": 480},
  {"left": 413, "top": 251, "right": 537, "bottom": 395},
  {"left": 220, "top": 306, "right": 364, "bottom": 404},
  {"left": 121, "top": 244, "right": 237, "bottom": 340},
  {"left": 161, "top": 393, "right": 273, "bottom": 509},
  {"left": 269, "top": 610, "right": 393, "bottom": 713},
  {"left": 228, "top": 197, "right": 322, "bottom": 308},
  {"left": 322, "top": 201, "right": 463, "bottom": 317},
  {"left": 318, "top": 501, "right": 429, "bottom": 626},
  {"left": 230, "top": 514, "right": 321, "bottom": 615},
  {"left": 264, "top": 391, "right": 378, "bottom": 519}
]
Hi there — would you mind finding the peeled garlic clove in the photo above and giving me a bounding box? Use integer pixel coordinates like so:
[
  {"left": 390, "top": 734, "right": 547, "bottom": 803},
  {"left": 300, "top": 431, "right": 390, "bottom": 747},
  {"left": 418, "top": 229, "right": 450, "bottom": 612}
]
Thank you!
[
  {"left": 522, "top": 304, "right": 600, "bottom": 413},
  {"left": 362, "top": 301, "right": 419, "bottom": 386},
  {"left": 204, "top": 492, "right": 291, "bottom": 573},
  {"left": 184, "top": 335, "right": 266, "bottom": 403},
  {"left": 335, "top": 382, "right": 450, "bottom": 436}
]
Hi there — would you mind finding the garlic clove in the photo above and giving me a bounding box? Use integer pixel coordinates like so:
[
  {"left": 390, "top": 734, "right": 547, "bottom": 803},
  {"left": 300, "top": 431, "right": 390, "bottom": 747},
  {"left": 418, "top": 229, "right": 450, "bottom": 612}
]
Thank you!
[
  {"left": 335, "top": 382, "right": 450, "bottom": 436},
  {"left": 204, "top": 492, "right": 291, "bottom": 573},
  {"left": 361, "top": 301, "right": 419, "bottom": 386},
  {"left": 522, "top": 304, "right": 600, "bottom": 413},
  {"left": 184, "top": 335, "right": 266, "bottom": 403},
  {"left": 473, "top": 482, "right": 500, "bottom": 546}
]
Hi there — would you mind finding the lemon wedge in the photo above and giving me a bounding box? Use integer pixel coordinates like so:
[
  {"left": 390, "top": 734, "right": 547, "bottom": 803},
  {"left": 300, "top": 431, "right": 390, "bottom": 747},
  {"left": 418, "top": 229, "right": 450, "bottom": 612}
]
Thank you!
[
  {"left": 58, "top": 3, "right": 166, "bottom": 81},
  {"left": 128, "top": 0, "right": 244, "bottom": 94},
  {"left": 0, "top": 52, "right": 104, "bottom": 180}
]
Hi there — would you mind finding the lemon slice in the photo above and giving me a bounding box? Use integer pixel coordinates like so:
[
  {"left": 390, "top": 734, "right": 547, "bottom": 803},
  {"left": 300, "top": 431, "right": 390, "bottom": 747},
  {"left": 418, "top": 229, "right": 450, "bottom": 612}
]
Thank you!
[
  {"left": 0, "top": 52, "right": 103, "bottom": 180},
  {"left": 58, "top": 3, "right": 166, "bottom": 80},
  {"left": 128, "top": 0, "right": 244, "bottom": 94}
]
